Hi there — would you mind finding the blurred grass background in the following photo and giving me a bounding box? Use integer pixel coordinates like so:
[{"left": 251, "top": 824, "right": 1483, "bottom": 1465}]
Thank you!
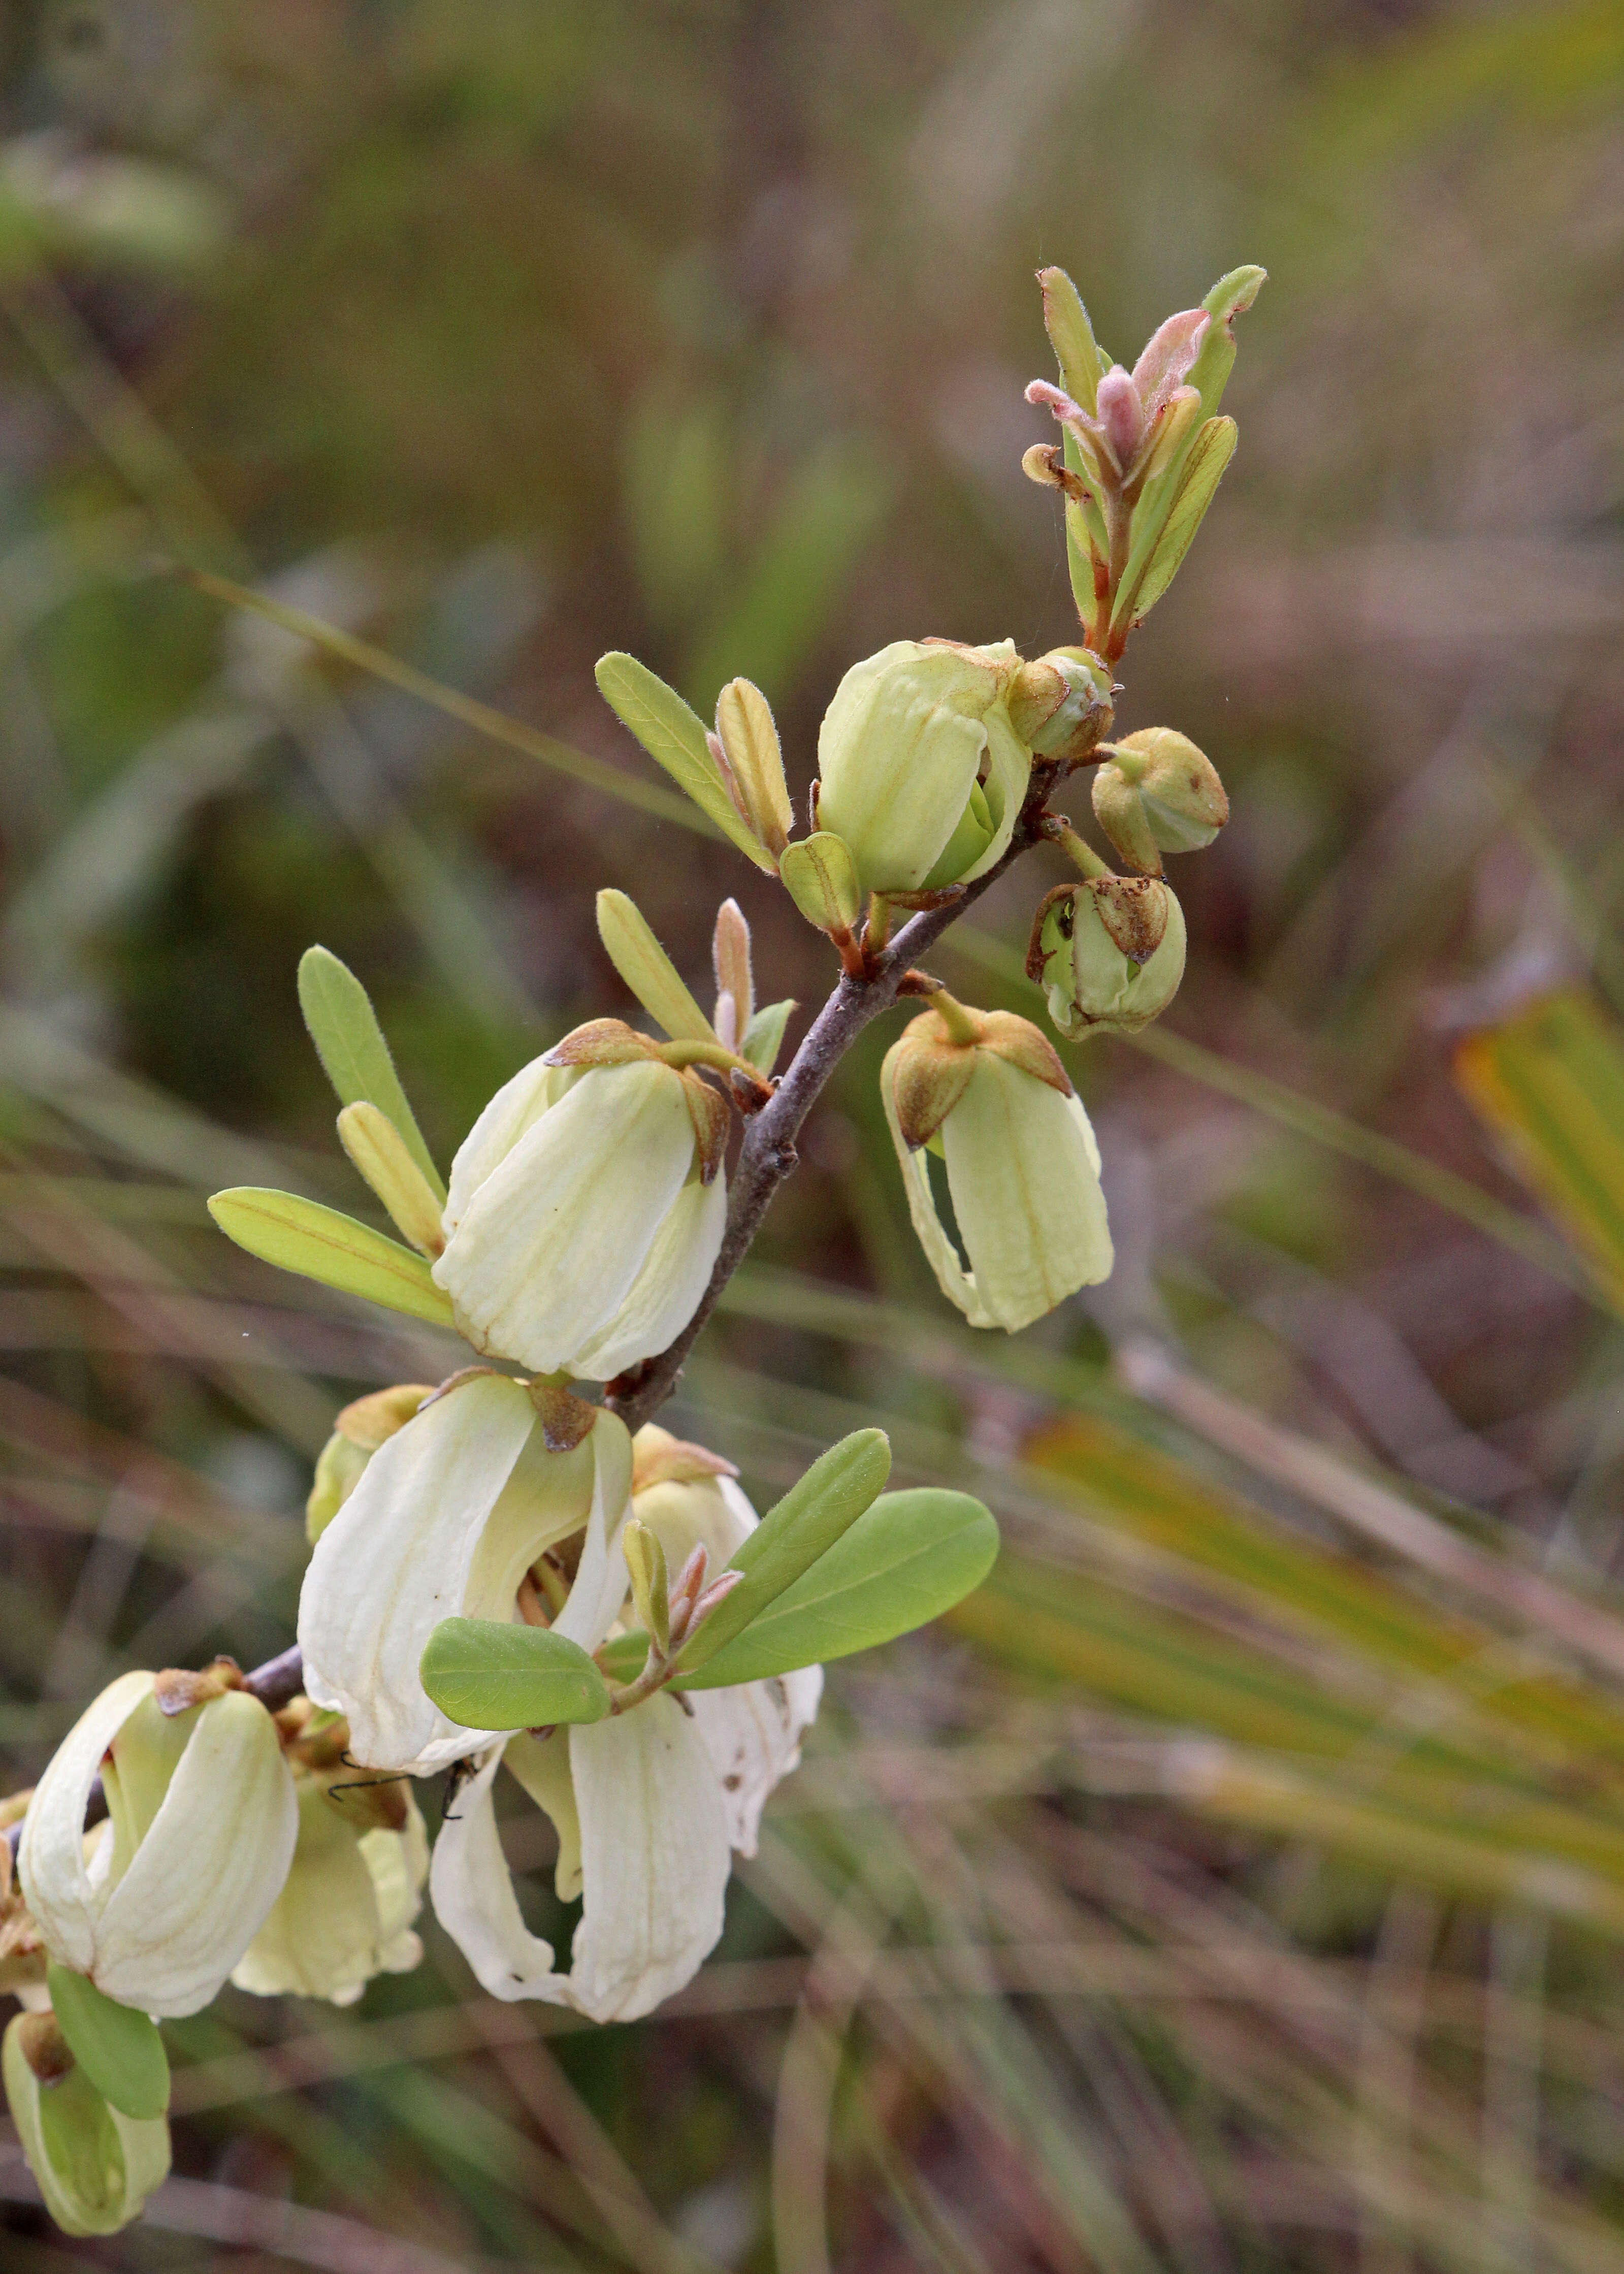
[{"left": 2, "top": 0, "right": 1624, "bottom": 2266}]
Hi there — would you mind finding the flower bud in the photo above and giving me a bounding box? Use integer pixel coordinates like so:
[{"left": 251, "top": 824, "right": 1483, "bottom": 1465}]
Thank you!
[
  {"left": 882, "top": 1005, "right": 1113, "bottom": 1330},
  {"left": 3, "top": 2013, "right": 169, "bottom": 2237},
  {"left": 1091, "top": 729, "right": 1228, "bottom": 875},
  {"left": 1032, "top": 879, "right": 1187, "bottom": 1038},
  {"left": 1006, "top": 647, "right": 1115, "bottom": 764},
  {"left": 232, "top": 1755, "right": 427, "bottom": 2006},
  {"left": 813, "top": 640, "right": 1031, "bottom": 897},
  {"left": 307, "top": 1383, "right": 432, "bottom": 1544},
  {"left": 432, "top": 1046, "right": 727, "bottom": 1381},
  {"left": 19, "top": 1672, "right": 298, "bottom": 2017}
]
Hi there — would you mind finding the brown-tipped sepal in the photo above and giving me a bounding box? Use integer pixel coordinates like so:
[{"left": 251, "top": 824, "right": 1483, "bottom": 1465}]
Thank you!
[
  {"left": 1092, "top": 729, "right": 1227, "bottom": 875},
  {"left": 542, "top": 1019, "right": 662, "bottom": 1070},
  {"left": 680, "top": 1071, "right": 731, "bottom": 1187}
]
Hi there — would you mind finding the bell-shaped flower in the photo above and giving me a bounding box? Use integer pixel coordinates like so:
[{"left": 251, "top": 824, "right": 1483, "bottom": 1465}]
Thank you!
[
  {"left": 231, "top": 1708, "right": 428, "bottom": 2005},
  {"left": 430, "top": 1428, "right": 821, "bottom": 2024},
  {"left": 431, "top": 1032, "right": 727, "bottom": 1380},
  {"left": 882, "top": 998, "right": 1113, "bottom": 1331},
  {"left": 3, "top": 2011, "right": 169, "bottom": 2237},
  {"left": 1031, "top": 876, "right": 1187, "bottom": 1038},
  {"left": 18, "top": 1670, "right": 298, "bottom": 2018},
  {"left": 813, "top": 639, "right": 1032, "bottom": 898},
  {"left": 1091, "top": 729, "right": 1227, "bottom": 876},
  {"left": 299, "top": 1370, "right": 634, "bottom": 1775}
]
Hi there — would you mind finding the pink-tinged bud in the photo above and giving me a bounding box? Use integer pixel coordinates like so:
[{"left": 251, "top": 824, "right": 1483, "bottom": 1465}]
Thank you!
[
  {"left": 1130, "top": 308, "right": 1210, "bottom": 415},
  {"left": 1094, "top": 367, "right": 1143, "bottom": 474}
]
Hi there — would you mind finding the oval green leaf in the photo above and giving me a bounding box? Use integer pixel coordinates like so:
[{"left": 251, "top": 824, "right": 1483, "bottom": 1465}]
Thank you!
[
  {"left": 46, "top": 1962, "right": 169, "bottom": 2122},
  {"left": 741, "top": 997, "right": 795, "bottom": 1076},
  {"left": 679, "top": 1488, "right": 999, "bottom": 1689},
  {"left": 676, "top": 1428, "right": 892, "bottom": 1674},
  {"left": 208, "top": 1188, "right": 454, "bottom": 1326},
  {"left": 297, "top": 946, "right": 445, "bottom": 1202},
  {"left": 420, "top": 1618, "right": 611, "bottom": 1731}
]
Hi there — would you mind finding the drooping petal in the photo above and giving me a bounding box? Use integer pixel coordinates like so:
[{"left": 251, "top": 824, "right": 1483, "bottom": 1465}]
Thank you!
[
  {"left": 689, "top": 1666, "right": 823, "bottom": 1855},
  {"left": 93, "top": 1690, "right": 298, "bottom": 2016},
  {"left": 881, "top": 1048, "right": 998, "bottom": 1329},
  {"left": 957, "top": 703, "right": 1033, "bottom": 884},
  {"left": 298, "top": 1372, "right": 537, "bottom": 1773},
  {"left": 570, "top": 1169, "right": 728, "bottom": 1382},
  {"left": 434, "top": 1063, "right": 696, "bottom": 1373},
  {"left": 548, "top": 1411, "right": 634, "bottom": 1655},
  {"left": 564, "top": 1695, "right": 732, "bottom": 2023},
  {"left": 505, "top": 1729, "right": 582, "bottom": 1901},
  {"left": 941, "top": 1056, "right": 1113, "bottom": 1331},
  {"left": 442, "top": 1058, "right": 569, "bottom": 1236},
  {"left": 428, "top": 1744, "right": 564, "bottom": 2001},
  {"left": 230, "top": 1782, "right": 385, "bottom": 2003},
  {"left": 18, "top": 1671, "right": 154, "bottom": 1976}
]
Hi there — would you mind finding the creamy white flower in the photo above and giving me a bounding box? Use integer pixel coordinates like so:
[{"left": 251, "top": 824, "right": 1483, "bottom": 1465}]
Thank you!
[
  {"left": 429, "top": 1448, "right": 821, "bottom": 2023},
  {"left": 231, "top": 1778, "right": 428, "bottom": 2006},
  {"left": 883, "top": 1023, "right": 1113, "bottom": 1331},
  {"left": 298, "top": 1372, "right": 634, "bottom": 1775},
  {"left": 18, "top": 1672, "right": 298, "bottom": 2019},
  {"left": 3, "top": 2013, "right": 170, "bottom": 2237},
  {"left": 431, "top": 1057, "right": 726, "bottom": 1379}
]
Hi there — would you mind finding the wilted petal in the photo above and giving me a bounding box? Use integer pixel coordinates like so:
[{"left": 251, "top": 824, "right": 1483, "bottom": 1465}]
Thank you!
[
  {"left": 505, "top": 1729, "right": 582, "bottom": 1901},
  {"left": 565, "top": 1696, "right": 732, "bottom": 2022},
  {"left": 882, "top": 1058, "right": 998, "bottom": 1329},
  {"left": 690, "top": 1667, "right": 823, "bottom": 1855},
  {"left": 298, "top": 1373, "right": 538, "bottom": 1773},
  {"left": 93, "top": 1690, "right": 298, "bottom": 2016},
  {"left": 571, "top": 1171, "right": 728, "bottom": 1382},
  {"left": 941, "top": 1056, "right": 1112, "bottom": 1331},
  {"left": 231, "top": 1785, "right": 427, "bottom": 2005},
  {"left": 435, "top": 1063, "right": 697, "bottom": 1372},
  {"left": 19, "top": 1671, "right": 153, "bottom": 1977}
]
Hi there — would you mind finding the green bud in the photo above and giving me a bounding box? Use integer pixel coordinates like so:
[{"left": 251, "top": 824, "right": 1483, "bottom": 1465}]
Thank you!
[
  {"left": 1091, "top": 730, "right": 1228, "bottom": 875},
  {"left": 337, "top": 1103, "right": 446, "bottom": 1257},
  {"left": 1006, "top": 647, "right": 1116, "bottom": 764},
  {"left": 622, "top": 1517, "right": 671, "bottom": 1656},
  {"left": 1033, "top": 880, "right": 1187, "bottom": 1038},
  {"left": 814, "top": 640, "right": 1031, "bottom": 897},
  {"left": 3, "top": 2013, "right": 170, "bottom": 2237},
  {"left": 778, "top": 831, "right": 862, "bottom": 936}
]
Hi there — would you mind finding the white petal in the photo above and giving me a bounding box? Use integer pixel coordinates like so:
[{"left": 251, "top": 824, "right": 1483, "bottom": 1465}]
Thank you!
[
  {"left": 571, "top": 1170, "right": 727, "bottom": 1381},
  {"left": 690, "top": 1666, "right": 823, "bottom": 1855},
  {"left": 443, "top": 1057, "right": 568, "bottom": 1235},
  {"left": 298, "top": 1372, "right": 537, "bottom": 1773},
  {"left": 881, "top": 1051, "right": 997, "bottom": 1329},
  {"left": 943, "top": 1058, "right": 1113, "bottom": 1330},
  {"left": 564, "top": 1696, "right": 732, "bottom": 2023},
  {"left": 434, "top": 1063, "right": 696, "bottom": 1373},
  {"left": 548, "top": 1411, "right": 634, "bottom": 1655},
  {"left": 230, "top": 1782, "right": 384, "bottom": 2004},
  {"left": 505, "top": 1728, "right": 582, "bottom": 1901},
  {"left": 18, "top": 1670, "right": 154, "bottom": 1974},
  {"left": 428, "top": 1743, "right": 566, "bottom": 2003},
  {"left": 94, "top": 1690, "right": 298, "bottom": 2016}
]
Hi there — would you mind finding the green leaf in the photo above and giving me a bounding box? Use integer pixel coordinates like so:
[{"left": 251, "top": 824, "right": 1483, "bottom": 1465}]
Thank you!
[
  {"left": 596, "top": 890, "right": 716, "bottom": 1043},
  {"left": 47, "top": 1963, "right": 169, "bottom": 2121},
  {"left": 742, "top": 998, "right": 795, "bottom": 1076},
  {"left": 208, "top": 1188, "right": 455, "bottom": 1326},
  {"left": 595, "top": 653, "right": 777, "bottom": 872},
  {"left": 297, "top": 947, "right": 445, "bottom": 1203},
  {"left": 676, "top": 1427, "right": 892, "bottom": 1674},
  {"left": 680, "top": 1488, "right": 999, "bottom": 1687},
  {"left": 1126, "top": 417, "right": 1237, "bottom": 622},
  {"left": 779, "top": 833, "right": 861, "bottom": 935},
  {"left": 420, "top": 1618, "right": 612, "bottom": 1731}
]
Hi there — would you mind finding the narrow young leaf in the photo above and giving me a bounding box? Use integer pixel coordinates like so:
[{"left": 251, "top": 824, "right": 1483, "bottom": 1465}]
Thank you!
[
  {"left": 46, "top": 1964, "right": 169, "bottom": 2122},
  {"left": 679, "top": 1488, "right": 1000, "bottom": 1687},
  {"left": 596, "top": 890, "right": 716, "bottom": 1043},
  {"left": 297, "top": 947, "right": 444, "bottom": 1202},
  {"left": 1123, "top": 417, "right": 1237, "bottom": 623},
  {"left": 595, "top": 653, "right": 777, "bottom": 872},
  {"left": 208, "top": 1188, "right": 456, "bottom": 1326},
  {"left": 676, "top": 1428, "right": 892, "bottom": 1673},
  {"left": 337, "top": 1102, "right": 446, "bottom": 1255},
  {"left": 419, "top": 1618, "right": 611, "bottom": 1731},
  {"left": 1037, "top": 266, "right": 1102, "bottom": 413},
  {"left": 741, "top": 998, "right": 796, "bottom": 1076}
]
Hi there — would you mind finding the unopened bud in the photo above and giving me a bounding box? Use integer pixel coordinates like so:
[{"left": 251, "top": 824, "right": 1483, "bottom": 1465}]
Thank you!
[
  {"left": 337, "top": 1104, "right": 445, "bottom": 1257},
  {"left": 1007, "top": 647, "right": 1115, "bottom": 763},
  {"left": 712, "top": 900, "right": 754, "bottom": 1048},
  {"left": 1140, "top": 385, "right": 1202, "bottom": 482},
  {"left": 779, "top": 831, "right": 862, "bottom": 937},
  {"left": 3, "top": 2011, "right": 170, "bottom": 2237},
  {"left": 666, "top": 1541, "right": 710, "bottom": 1645},
  {"left": 714, "top": 680, "right": 793, "bottom": 858},
  {"left": 623, "top": 1518, "right": 671, "bottom": 1656},
  {"left": 1092, "top": 729, "right": 1228, "bottom": 875},
  {"left": 1031, "top": 880, "right": 1187, "bottom": 1039},
  {"left": 1094, "top": 367, "right": 1143, "bottom": 473}
]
